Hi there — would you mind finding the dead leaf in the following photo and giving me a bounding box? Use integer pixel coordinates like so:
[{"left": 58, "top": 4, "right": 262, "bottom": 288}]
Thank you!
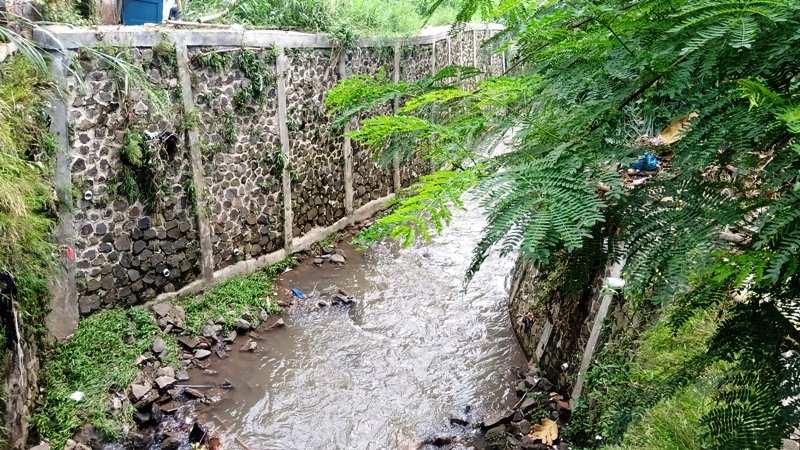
[
  {"left": 657, "top": 112, "right": 699, "bottom": 145},
  {"left": 528, "top": 418, "right": 558, "bottom": 445}
]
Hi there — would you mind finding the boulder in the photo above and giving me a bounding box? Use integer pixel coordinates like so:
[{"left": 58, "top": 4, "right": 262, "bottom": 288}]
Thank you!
[
  {"left": 177, "top": 336, "right": 198, "bottom": 350},
  {"left": 175, "top": 370, "right": 190, "bottom": 382},
  {"left": 194, "top": 349, "right": 211, "bottom": 359},
  {"left": 330, "top": 254, "right": 346, "bottom": 264},
  {"left": 131, "top": 384, "right": 151, "bottom": 401},
  {"left": 483, "top": 409, "right": 515, "bottom": 429},
  {"left": 157, "top": 367, "right": 175, "bottom": 378},
  {"left": 233, "top": 318, "right": 252, "bottom": 330},
  {"left": 155, "top": 376, "right": 176, "bottom": 390},
  {"left": 152, "top": 338, "right": 166, "bottom": 354}
]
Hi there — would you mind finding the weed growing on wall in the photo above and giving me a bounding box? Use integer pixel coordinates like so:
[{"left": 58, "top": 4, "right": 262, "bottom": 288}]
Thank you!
[{"left": 0, "top": 56, "right": 57, "bottom": 345}]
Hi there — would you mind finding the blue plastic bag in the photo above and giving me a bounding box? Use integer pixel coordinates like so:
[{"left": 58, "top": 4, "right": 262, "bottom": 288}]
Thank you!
[{"left": 632, "top": 152, "right": 659, "bottom": 171}]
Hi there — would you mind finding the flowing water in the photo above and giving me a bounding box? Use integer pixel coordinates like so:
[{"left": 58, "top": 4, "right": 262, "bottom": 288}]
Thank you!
[{"left": 194, "top": 202, "right": 526, "bottom": 449}]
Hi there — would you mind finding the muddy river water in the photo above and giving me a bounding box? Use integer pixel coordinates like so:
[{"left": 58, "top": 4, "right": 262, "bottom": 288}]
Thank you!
[{"left": 195, "top": 203, "right": 526, "bottom": 449}]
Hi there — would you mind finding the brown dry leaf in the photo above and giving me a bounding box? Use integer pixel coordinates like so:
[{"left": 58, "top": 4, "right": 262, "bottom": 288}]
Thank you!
[
  {"left": 208, "top": 437, "right": 221, "bottom": 450},
  {"left": 529, "top": 418, "right": 558, "bottom": 445},
  {"left": 658, "top": 112, "right": 699, "bottom": 145}
]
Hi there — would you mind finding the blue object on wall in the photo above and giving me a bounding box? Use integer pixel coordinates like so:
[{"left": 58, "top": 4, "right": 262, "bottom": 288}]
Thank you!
[
  {"left": 632, "top": 151, "right": 659, "bottom": 171},
  {"left": 122, "top": 0, "right": 164, "bottom": 25}
]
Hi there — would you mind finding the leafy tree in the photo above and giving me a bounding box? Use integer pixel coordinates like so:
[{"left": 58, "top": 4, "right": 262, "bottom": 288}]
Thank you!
[{"left": 326, "top": 0, "right": 800, "bottom": 447}]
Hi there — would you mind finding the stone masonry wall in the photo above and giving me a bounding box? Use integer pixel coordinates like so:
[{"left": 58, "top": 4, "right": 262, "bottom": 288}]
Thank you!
[
  {"left": 68, "top": 48, "right": 201, "bottom": 314},
  {"left": 285, "top": 48, "right": 346, "bottom": 235},
  {"left": 38, "top": 24, "right": 505, "bottom": 316},
  {"left": 190, "top": 47, "right": 284, "bottom": 270}
]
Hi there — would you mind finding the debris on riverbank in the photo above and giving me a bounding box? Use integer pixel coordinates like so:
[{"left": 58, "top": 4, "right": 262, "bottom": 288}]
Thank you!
[{"left": 418, "top": 365, "right": 572, "bottom": 450}]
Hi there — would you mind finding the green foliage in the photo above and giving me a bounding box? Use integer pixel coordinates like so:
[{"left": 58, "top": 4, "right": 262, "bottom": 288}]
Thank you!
[
  {"left": 182, "top": 0, "right": 464, "bottom": 35},
  {"left": 233, "top": 48, "right": 275, "bottom": 110},
  {"left": 222, "top": 113, "right": 237, "bottom": 146},
  {"left": 195, "top": 51, "right": 232, "bottom": 71},
  {"left": 333, "top": 0, "right": 800, "bottom": 445},
  {"left": 176, "top": 260, "right": 294, "bottom": 336},
  {"left": 34, "top": 308, "right": 178, "bottom": 449},
  {"left": 112, "top": 131, "right": 165, "bottom": 212},
  {"left": 0, "top": 56, "right": 57, "bottom": 342}
]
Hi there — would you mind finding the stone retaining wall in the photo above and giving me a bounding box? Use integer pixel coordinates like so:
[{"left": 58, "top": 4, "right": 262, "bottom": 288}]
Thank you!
[
  {"left": 507, "top": 256, "right": 635, "bottom": 406},
  {"left": 35, "top": 24, "right": 505, "bottom": 334}
]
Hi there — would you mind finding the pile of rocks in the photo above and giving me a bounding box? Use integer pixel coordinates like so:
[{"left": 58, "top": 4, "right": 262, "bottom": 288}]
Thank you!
[
  {"left": 479, "top": 365, "right": 571, "bottom": 450},
  {"left": 313, "top": 247, "right": 347, "bottom": 266},
  {"left": 311, "top": 286, "right": 357, "bottom": 308}
]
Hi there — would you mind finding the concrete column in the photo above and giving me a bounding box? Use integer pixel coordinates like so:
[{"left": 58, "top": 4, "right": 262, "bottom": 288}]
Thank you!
[
  {"left": 472, "top": 30, "right": 477, "bottom": 67},
  {"left": 392, "top": 41, "right": 401, "bottom": 191},
  {"left": 570, "top": 259, "right": 626, "bottom": 408},
  {"left": 431, "top": 41, "right": 437, "bottom": 75},
  {"left": 45, "top": 52, "right": 79, "bottom": 340},
  {"left": 175, "top": 41, "right": 215, "bottom": 284},
  {"left": 446, "top": 37, "right": 452, "bottom": 66},
  {"left": 338, "top": 53, "right": 354, "bottom": 215},
  {"left": 276, "top": 48, "right": 294, "bottom": 250}
]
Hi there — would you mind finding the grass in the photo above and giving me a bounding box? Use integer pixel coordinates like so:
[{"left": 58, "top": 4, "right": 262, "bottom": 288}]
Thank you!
[
  {"left": 604, "top": 379, "right": 717, "bottom": 450},
  {"left": 182, "top": 0, "right": 466, "bottom": 36},
  {"left": 0, "top": 56, "right": 58, "bottom": 345},
  {"left": 567, "top": 306, "right": 721, "bottom": 448},
  {"left": 33, "top": 308, "right": 178, "bottom": 449},
  {"left": 175, "top": 258, "right": 296, "bottom": 336}
]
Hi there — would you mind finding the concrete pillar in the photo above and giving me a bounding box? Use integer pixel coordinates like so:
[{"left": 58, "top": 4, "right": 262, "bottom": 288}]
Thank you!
[
  {"left": 472, "top": 30, "right": 477, "bottom": 67},
  {"left": 175, "top": 41, "right": 215, "bottom": 284},
  {"left": 570, "top": 259, "right": 626, "bottom": 408},
  {"left": 338, "top": 53, "right": 354, "bottom": 215},
  {"left": 45, "top": 52, "right": 79, "bottom": 340},
  {"left": 431, "top": 40, "right": 437, "bottom": 75},
  {"left": 392, "top": 41, "right": 401, "bottom": 191},
  {"left": 276, "top": 48, "right": 293, "bottom": 250},
  {"left": 446, "top": 37, "right": 452, "bottom": 66}
]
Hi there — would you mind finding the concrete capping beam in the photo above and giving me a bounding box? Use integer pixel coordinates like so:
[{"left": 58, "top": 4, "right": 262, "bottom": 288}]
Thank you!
[
  {"left": 152, "top": 193, "right": 394, "bottom": 303},
  {"left": 33, "top": 23, "right": 505, "bottom": 50},
  {"left": 45, "top": 52, "right": 79, "bottom": 341},
  {"left": 276, "top": 47, "right": 293, "bottom": 251},
  {"left": 338, "top": 53, "right": 354, "bottom": 215},
  {"left": 175, "top": 39, "right": 215, "bottom": 284}
]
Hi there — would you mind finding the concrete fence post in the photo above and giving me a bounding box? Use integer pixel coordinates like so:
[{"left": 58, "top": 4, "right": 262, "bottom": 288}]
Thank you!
[
  {"left": 392, "top": 41, "right": 402, "bottom": 191},
  {"left": 45, "top": 52, "right": 79, "bottom": 340},
  {"left": 276, "top": 48, "right": 294, "bottom": 251},
  {"left": 175, "top": 41, "right": 215, "bottom": 284},
  {"left": 431, "top": 40, "right": 437, "bottom": 75},
  {"left": 446, "top": 37, "right": 452, "bottom": 66},
  {"left": 338, "top": 52, "right": 354, "bottom": 215}
]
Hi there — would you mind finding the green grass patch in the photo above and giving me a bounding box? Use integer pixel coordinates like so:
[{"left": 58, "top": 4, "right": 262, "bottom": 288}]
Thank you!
[
  {"left": 33, "top": 308, "right": 177, "bottom": 448},
  {"left": 604, "top": 377, "right": 717, "bottom": 450},
  {"left": 176, "top": 258, "right": 296, "bottom": 336},
  {"left": 182, "top": 0, "right": 466, "bottom": 36},
  {"left": 568, "top": 307, "right": 720, "bottom": 447}
]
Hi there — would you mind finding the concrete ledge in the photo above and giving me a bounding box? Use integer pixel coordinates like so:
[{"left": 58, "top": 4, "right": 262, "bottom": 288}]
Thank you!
[
  {"left": 33, "top": 23, "right": 503, "bottom": 50},
  {"left": 152, "top": 193, "right": 394, "bottom": 303}
]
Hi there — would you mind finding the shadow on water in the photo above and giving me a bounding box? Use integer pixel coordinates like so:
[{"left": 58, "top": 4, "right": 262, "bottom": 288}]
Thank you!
[{"left": 194, "top": 201, "right": 526, "bottom": 449}]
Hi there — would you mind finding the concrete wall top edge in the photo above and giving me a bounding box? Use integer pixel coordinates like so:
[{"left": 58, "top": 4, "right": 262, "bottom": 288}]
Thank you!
[{"left": 33, "top": 23, "right": 504, "bottom": 50}]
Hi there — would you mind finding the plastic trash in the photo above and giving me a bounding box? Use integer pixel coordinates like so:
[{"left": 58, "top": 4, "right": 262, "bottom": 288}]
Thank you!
[
  {"left": 290, "top": 288, "right": 305, "bottom": 300},
  {"left": 69, "top": 391, "right": 84, "bottom": 401},
  {"left": 632, "top": 152, "right": 658, "bottom": 171}
]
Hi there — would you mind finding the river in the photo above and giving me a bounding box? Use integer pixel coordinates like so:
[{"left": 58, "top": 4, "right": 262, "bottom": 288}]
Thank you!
[{"left": 193, "top": 201, "right": 526, "bottom": 449}]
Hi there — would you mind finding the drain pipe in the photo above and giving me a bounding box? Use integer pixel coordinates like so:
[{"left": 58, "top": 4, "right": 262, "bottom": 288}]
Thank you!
[{"left": 569, "top": 258, "right": 626, "bottom": 408}]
